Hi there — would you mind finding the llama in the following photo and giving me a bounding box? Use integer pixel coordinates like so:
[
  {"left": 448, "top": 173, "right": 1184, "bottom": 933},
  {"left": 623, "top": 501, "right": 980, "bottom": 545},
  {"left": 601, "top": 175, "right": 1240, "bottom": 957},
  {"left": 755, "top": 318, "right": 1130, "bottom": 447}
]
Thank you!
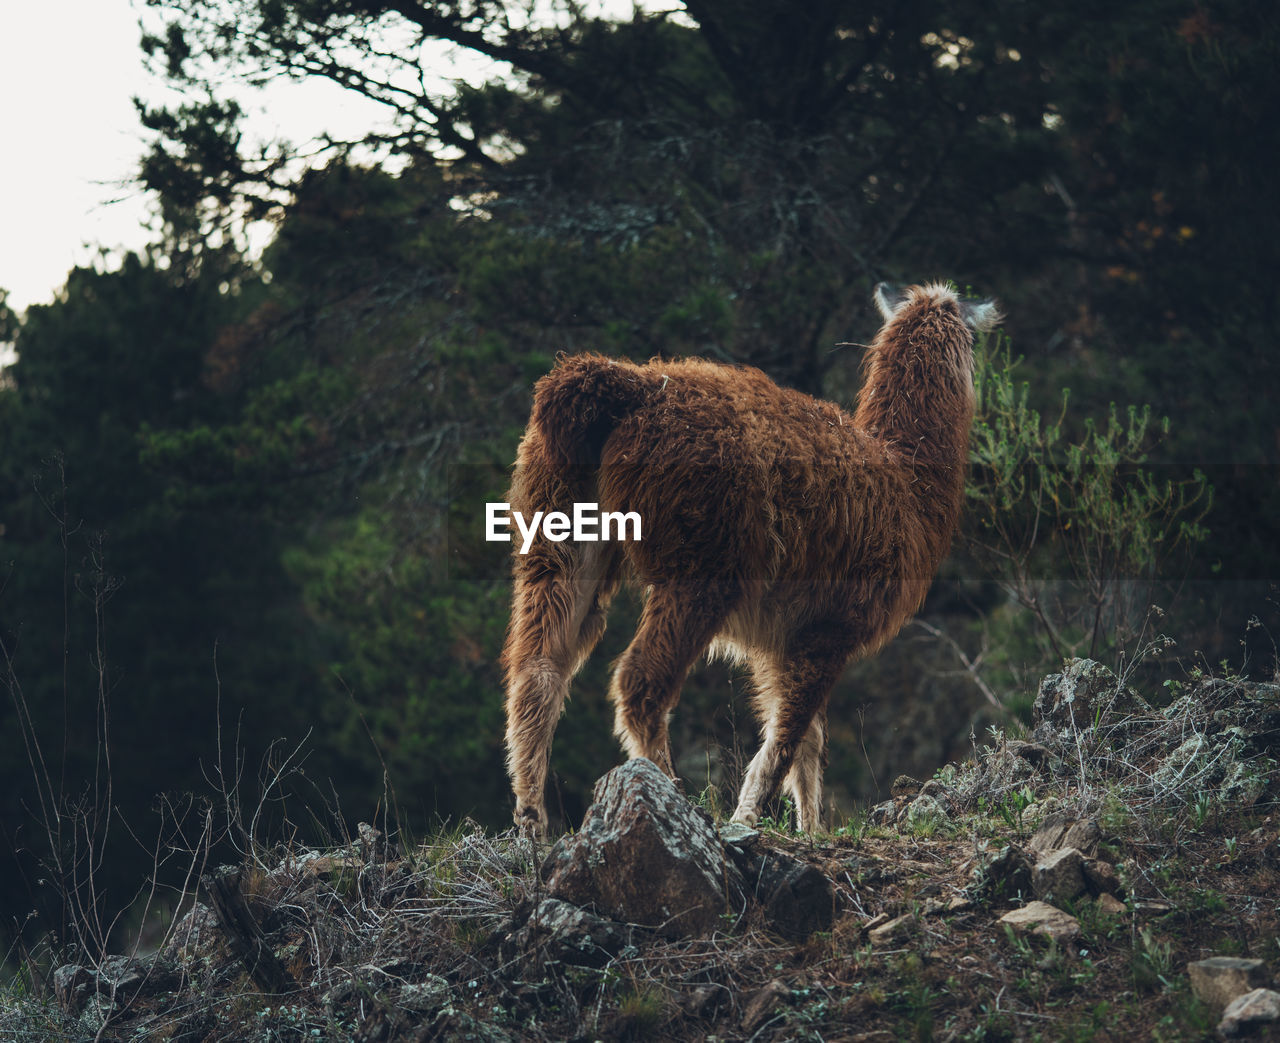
[{"left": 501, "top": 282, "right": 999, "bottom": 835}]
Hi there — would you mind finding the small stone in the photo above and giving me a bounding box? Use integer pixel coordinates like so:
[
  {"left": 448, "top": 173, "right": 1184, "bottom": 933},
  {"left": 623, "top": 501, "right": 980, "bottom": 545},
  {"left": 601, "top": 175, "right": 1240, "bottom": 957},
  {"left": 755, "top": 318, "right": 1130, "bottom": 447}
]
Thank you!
[
  {"left": 891, "top": 775, "right": 922, "bottom": 798},
  {"left": 1006, "top": 740, "right": 1054, "bottom": 768},
  {"left": 1033, "top": 847, "right": 1087, "bottom": 902},
  {"left": 905, "top": 794, "right": 949, "bottom": 831},
  {"left": 868, "top": 914, "right": 917, "bottom": 946},
  {"left": 861, "top": 912, "right": 891, "bottom": 935},
  {"left": 740, "top": 979, "right": 790, "bottom": 1034},
  {"left": 719, "top": 822, "right": 760, "bottom": 849},
  {"left": 1218, "top": 987, "right": 1280, "bottom": 1037},
  {"left": 357, "top": 822, "right": 390, "bottom": 861},
  {"left": 683, "top": 984, "right": 729, "bottom": 1018},
  {"left": 1028, "top": 814, "right": 1101, "bottom": 858},
  {"left": 1188, "top": 957, "right": 1270, "bottom": 1010},
  {"left": 1083, "top": 858, "right": 1123, "bottom": 897},
  {"left": 1095, "top": 893, "right": 1127, "bottom": 917},
  {"left": 53, "top": 964, "right": 90, "bottom": 1012},
  {"left": 971, "top": 845, "right": 1033, "bottom": 904},
  {"left": 999, "top": 901, "right": 1081, "bottom": 941},
  {"left": 868, "top": 799, "right": 898, "bottom": 826},
  {"left": 396, "top": 975, "right": 452, "bottom": 1013}
]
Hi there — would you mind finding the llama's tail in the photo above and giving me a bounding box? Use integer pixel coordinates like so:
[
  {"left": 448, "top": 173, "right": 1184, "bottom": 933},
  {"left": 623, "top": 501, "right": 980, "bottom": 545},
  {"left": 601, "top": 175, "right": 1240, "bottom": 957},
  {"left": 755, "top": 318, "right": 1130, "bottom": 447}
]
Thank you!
[
  {"left": 529, "top": 354, "right": 661, "bottom": 472},
  {"left": 503, "top": 353, "right": 651, "bottom": 830}
]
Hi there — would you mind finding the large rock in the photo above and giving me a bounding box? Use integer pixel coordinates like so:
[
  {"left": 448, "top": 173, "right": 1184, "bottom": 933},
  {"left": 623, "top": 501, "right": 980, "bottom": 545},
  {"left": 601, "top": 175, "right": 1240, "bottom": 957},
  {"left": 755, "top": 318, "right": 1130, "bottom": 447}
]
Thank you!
[
  {"left": 542, "top": 759, "right": 745, "bottom": 938},
  {"left": 1032, "top": 659, "right": 1149, "bottom": 746}
]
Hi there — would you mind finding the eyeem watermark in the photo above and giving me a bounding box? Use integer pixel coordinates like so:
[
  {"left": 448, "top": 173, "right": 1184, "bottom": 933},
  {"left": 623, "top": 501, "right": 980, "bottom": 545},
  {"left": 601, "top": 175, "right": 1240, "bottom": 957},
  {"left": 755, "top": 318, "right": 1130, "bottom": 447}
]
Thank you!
[{"left": 486, "top": 502, "right": 642, "bottom": 554}]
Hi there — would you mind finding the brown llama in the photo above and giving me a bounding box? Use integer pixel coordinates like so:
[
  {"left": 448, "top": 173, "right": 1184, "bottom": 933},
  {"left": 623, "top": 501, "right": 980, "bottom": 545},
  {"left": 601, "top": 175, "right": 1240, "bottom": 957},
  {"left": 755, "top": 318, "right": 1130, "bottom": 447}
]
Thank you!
[{"left": 501, "top": 282, "right": 999, "bottom": 835}]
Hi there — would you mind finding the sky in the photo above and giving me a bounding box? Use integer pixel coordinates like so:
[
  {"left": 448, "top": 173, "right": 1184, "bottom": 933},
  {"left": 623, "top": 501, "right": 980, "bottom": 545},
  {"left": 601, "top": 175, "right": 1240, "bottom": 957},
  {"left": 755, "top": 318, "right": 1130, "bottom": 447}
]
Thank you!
[
  {"left": 0, "top": 1, "right": 402, "bottom": 318},
  {"left": 0, "top": 0, "right": 639, "bottom": 333}
]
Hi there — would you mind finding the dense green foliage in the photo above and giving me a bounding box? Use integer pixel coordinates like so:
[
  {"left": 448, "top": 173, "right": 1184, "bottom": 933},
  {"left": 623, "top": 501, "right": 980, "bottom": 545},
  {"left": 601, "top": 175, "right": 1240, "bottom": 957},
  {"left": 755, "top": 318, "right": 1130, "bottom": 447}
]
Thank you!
[{"left": 2, "top": 0, "right": 1277, "bottom": 952}]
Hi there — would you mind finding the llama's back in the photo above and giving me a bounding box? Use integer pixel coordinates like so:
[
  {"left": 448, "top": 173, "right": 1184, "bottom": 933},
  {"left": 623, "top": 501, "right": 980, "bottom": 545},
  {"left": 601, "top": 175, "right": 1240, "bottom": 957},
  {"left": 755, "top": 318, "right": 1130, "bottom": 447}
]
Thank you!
[
  {"left": 588, "top": 358, "right": 919, "bottom": 620},
  {"left": 517, "top": 352, "right": 946, "bottom": 654}
]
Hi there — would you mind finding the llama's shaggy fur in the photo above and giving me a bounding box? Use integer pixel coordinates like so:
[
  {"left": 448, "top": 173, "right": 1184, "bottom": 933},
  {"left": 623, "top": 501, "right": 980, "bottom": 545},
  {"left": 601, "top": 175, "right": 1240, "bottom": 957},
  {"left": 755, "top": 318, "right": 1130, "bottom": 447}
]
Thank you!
[{"left": 502, "top": 282, "right": 999, "bottom": 834}]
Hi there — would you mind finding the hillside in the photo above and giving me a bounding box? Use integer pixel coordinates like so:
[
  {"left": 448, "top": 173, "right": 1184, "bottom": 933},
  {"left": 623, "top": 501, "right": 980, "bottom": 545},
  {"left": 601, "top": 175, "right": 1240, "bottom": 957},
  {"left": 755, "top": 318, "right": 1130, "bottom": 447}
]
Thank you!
[{"left": 5, "top": 658, "right": 1280, "bottom": 1041}]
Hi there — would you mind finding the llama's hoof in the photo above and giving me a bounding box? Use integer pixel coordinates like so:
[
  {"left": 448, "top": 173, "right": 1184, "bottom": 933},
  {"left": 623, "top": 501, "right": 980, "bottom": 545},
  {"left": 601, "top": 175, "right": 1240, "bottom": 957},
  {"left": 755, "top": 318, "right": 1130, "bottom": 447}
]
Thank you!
[{"left": 514, "top": 804, "right": 547, "bottom": 839}]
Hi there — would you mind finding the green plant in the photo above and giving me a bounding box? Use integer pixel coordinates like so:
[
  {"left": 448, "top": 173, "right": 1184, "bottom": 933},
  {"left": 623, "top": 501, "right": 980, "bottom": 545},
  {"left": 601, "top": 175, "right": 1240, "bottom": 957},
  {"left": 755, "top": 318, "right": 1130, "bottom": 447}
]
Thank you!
[
  {"left": 1132, "top": 926, "right": 1176, "bottom": 991},
  {"left": 996, "top": 786, "right": 1035, "bottom": 831},
  {"left": 615, "top": 986, "right": 666, "bottom": 1039},
  {"left": 757, "top": 797, "right": 796, "bottom": 834},
  {"left": 1191, "top": 790, "right": 1213, "bottom": 829},
  {"left": 966, "top": 337, "right": 1212, "bottom": 664}
]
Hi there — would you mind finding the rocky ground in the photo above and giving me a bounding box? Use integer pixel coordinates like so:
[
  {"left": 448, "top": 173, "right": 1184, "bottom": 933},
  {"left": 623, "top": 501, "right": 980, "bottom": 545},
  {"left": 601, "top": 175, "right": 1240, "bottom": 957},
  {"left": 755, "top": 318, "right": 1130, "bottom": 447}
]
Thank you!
[{"left": 5, "top": 658, "right": 1280, "bottom": 1041}]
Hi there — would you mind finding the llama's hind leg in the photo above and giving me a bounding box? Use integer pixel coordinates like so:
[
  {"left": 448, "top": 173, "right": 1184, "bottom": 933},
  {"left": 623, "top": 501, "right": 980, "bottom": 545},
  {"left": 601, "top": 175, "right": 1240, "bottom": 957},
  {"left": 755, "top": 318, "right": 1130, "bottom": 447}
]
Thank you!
[
  {"left": 504, "top": 547, "right": 615, "bottom": 835},
  {"left": 611, "top": 584, "right": 733, "bottom": 779},
  {"left": 734, "top": 630, "right": 848, "bottom": 833},
  {"left": 783, "top": 711, "right": 828, "bottom": 833}
]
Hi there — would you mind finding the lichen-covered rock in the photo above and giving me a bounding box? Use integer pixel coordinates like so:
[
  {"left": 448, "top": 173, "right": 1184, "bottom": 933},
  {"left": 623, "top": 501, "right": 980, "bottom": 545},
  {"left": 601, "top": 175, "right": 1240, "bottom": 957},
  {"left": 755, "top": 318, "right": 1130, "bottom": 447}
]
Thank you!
[
  {"left": 868, "top": 799, "right": 899, "bottom": 826},
  {"left": 53, "top": 955, "right": 180, "bottom": 1015},
  {"left": 905, "top": 794, "right": 950, "bottom": 831},
  {"left": 162, "top": 901, "right": 220, "bottom": 961},
  {"left": 503, "top": 897, "right": 635, "bottom": 968},
  {"left": 1032, "top": 658, "right": 1148, "bottom": 746},
  {"left": 542, "top": 758, "right": 745, "bottom": 938},
  {"left": 53, "top": 964, "right": 92, "bottom": 1013}
]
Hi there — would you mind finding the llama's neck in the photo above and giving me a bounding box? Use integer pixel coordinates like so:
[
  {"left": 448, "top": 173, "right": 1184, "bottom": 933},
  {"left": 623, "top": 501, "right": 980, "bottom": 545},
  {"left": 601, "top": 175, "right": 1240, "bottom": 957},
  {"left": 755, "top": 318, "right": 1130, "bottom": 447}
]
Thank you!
[
  {"left": 852, "top": 323, "right": 975, "bottom": 558},
  {"left": 853, "top": 351, "right": 974, "bottom": 470}
]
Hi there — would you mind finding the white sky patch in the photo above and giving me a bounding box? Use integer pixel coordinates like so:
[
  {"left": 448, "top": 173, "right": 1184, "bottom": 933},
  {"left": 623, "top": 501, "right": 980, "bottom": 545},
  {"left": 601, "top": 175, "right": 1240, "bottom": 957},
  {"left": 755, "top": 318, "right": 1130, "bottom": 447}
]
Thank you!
[
  {"left": 0, "top": 2, "right": 158, "bottom": 314},
  {"left": 0, "top": 0, "right": 644, "bottom": 319}
]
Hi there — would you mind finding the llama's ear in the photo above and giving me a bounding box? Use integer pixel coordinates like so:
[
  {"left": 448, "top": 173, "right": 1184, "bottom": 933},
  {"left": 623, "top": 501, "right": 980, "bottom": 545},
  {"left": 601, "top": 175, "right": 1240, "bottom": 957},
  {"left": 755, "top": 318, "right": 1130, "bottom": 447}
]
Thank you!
[
  {"left": 874, "top": 282, "right": 908, "bottom": 321},
  {"left": 960, "top": 298, "right": 1002, "bottom": 332}
]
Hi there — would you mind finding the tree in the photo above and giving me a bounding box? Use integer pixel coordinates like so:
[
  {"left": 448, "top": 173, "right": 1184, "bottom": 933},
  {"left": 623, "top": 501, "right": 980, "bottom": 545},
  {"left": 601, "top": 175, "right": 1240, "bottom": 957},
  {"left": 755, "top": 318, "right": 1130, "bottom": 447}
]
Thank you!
[{"left": 0, "top": 251, "right": 327, "bottom": 949}]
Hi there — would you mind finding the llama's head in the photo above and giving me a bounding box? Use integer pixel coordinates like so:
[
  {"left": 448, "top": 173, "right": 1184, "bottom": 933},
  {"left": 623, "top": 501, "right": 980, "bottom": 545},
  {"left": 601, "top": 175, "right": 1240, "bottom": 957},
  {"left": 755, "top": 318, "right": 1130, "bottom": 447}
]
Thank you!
[
  {"left": 857, "top": 281, "right": 999, "bottom": 437},
  {"left": 874, "top": 281, "right": 1001, "bottom": 332}
]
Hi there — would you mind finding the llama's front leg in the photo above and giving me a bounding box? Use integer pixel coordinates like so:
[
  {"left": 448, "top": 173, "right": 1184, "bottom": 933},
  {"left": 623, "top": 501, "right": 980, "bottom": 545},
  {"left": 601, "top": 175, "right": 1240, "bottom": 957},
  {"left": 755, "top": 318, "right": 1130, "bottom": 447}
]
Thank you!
[{"left": 611, "top": 584, "right": 731, "bottom": 779}]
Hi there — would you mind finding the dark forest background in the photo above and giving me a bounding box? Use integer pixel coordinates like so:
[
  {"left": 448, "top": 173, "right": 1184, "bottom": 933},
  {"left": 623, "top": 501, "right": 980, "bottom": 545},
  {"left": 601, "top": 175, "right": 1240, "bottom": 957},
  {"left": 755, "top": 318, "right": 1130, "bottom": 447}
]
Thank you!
[{"left": 2, "top": 0, "right": 1278, "bottom": 957}]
